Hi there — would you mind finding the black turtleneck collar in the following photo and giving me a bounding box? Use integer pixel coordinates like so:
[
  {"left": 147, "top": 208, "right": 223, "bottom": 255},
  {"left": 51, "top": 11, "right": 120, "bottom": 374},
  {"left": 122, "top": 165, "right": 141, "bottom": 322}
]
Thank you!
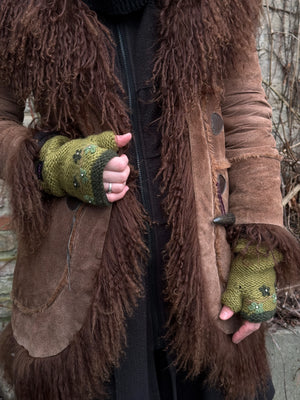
[{"left": 83, "top": 0, "right": 149, "bottom": 15}]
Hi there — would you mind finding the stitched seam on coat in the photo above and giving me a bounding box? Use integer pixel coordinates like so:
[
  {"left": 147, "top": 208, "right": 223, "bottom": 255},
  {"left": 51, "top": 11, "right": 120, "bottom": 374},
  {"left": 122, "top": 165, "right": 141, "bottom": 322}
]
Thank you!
[
  {"left": 201, "top": 102, "right": 226, "bottom": 282},
  {"left": 12, "top": 205, "right": 85, "bottom": 315},
  {"left": 228, "top": 153, "right": 282, "bottom": 164}
]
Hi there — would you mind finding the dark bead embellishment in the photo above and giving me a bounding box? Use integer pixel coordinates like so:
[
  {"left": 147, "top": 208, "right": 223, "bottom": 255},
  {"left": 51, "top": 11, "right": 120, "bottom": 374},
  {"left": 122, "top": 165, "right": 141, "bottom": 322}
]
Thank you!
[
  {"left": 211, "top": 112, "right": 224, "bottom": 135},
  {"left": 259, "top": 285, "right": 271, "bottom": 297},
  {"left": 213, "top": 213, "right": 236, "bottom": 226},
  {"left": 73, "top": 177, "right": 80, "bottom": 188},
  {"left": 73, "top": 149, "right": 82, "bottom": 164}
]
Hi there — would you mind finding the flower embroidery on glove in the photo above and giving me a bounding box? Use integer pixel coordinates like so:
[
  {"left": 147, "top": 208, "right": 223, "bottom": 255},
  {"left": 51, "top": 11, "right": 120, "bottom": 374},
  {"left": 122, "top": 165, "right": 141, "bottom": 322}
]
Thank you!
[
  {"left": 80, "top": 168, "right": 88, "bottom": 183},
  {"left": 73, "top": 176, "right": 80, "bottom": 188},
  {"left": 259, "top": 285, "right": 270, "bottom": 297},
  {"left": 248, "top": 302, "right": 264, "bottom": 314},
  {"left": 84, "top": 144, "right": 97, "bottom": 155},
  {"left": 83, "top": 195, "right": 95, "bottom": 204},
  {"left": 73, "top": 149, "right": 82, "bottom": 164}
]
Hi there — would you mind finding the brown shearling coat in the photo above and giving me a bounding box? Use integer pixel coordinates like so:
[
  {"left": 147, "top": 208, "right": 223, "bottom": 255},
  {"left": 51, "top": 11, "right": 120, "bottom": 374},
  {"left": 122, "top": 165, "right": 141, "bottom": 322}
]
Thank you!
[
  {"left": 0, "top": 1, "right": 299, "bottom": 399},
  {"left": 0, "top": 49, "right": 284, "bottom": 358}
]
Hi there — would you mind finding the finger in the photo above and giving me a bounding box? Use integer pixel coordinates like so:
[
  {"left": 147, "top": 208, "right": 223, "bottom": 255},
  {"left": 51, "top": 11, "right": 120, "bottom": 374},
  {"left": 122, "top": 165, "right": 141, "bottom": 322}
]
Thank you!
[
  {"left": 106, "top": 186, "right": 129, "bottom": 202},
  {"left": 232, "top": 321, "right": 261, "bottom": 344},
  {"left": 103, "top": 165, "right": 130, "bottom": 183},
  {"left": 115, "top": 133, "right": 132, "bottom": 148},
  {"left": 219, "top": 305, "right": 235, "bottom": 321},
  {"left": 103, "top": 182, "right": 126, "bottom": 194},
  {"left": 104, "top": 154, "right": 129, "bottom": 172}
]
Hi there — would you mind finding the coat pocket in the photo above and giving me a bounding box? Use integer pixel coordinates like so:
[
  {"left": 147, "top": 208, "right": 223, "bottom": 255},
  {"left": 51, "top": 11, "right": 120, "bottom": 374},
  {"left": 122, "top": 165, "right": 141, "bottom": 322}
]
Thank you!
[{"left": 11, "top": 197, "right": 111, "bottom": 358}]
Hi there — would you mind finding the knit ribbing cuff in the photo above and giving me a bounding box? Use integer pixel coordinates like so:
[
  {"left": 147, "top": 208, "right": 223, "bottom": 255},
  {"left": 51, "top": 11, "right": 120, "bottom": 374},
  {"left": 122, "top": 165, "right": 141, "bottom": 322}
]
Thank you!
[
  {"left": 91, "top": 149, "right": 116, "bottom": 207},
  {"left": 240, "top": 310, "right": 276, "bottom": 323}
]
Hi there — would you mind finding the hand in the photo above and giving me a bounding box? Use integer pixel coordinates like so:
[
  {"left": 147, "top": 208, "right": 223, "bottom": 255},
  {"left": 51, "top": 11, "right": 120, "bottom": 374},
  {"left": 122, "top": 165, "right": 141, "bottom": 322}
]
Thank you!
[
  {"left": 219, "top": 240, "right": 281, "bottom": 344},
  {"left": 39, "top": 130, "right": 121, "bottom": 206},
  {"left": 221, "top": 241, "right": 279, "bottom": 322},
  {"left": 219, "top": 305, "right": 261, "bottom": 344},
  {"left": 103, "top": 133, "right": 131, "bottom": 203}
]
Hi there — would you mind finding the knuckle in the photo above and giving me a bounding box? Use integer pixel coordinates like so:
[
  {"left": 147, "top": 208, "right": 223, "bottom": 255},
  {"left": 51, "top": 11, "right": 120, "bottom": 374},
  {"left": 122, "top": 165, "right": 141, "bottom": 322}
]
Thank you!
[
  {"left": 122, "top": 155, "right": 129, "bottom": 164},
  {"left": 117, "top": 157, "right": 128, "bottom": 171},
  {"left": 120, "top": 171, "right": 128, "bottom": 182},
  {"left": 125, "top": 165, "right": 130, "bottom": 177}
]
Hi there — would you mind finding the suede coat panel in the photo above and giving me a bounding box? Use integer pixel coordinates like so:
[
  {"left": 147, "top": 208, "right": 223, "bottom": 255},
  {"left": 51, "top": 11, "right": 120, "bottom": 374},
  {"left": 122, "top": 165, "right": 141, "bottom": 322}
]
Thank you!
[{"left": 0, "top": 1, "right": 299, "bottom": 399}]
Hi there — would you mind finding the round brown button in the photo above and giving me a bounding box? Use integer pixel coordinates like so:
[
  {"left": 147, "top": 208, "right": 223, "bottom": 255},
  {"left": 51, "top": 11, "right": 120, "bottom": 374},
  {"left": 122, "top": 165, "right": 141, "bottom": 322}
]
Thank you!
[{"left": 211, "top": 112, "right": 224, "bottom": 135}]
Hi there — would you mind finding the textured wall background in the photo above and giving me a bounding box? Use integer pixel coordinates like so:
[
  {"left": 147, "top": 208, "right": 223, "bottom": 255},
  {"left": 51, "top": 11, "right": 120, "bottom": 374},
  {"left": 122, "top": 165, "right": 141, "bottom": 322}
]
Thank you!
[
  {"left": 0, "top": 194, "right": 17, "bottom": 331},
  {"left": 0, "top": 102, "right": 31, "bottom": 330},
  {"left": 258, "top": 0, "right": 300, "bottom": 235}
]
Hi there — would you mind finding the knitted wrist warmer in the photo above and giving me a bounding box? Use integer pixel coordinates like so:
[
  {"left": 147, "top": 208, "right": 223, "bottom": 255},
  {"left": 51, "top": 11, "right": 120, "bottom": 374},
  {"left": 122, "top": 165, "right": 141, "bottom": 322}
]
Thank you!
[
  {"left": 39, "top": 131, "right": 118, "bottom": 206},
  {"left": 222, "top": 240, "right": 282, "bottom": 322}
]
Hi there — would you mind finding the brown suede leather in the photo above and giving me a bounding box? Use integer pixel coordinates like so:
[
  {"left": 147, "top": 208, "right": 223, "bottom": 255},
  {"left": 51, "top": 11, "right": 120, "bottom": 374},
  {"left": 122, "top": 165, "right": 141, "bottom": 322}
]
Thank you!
[
  {"left": 11, "top": 199, "right": 111, "bottom": 357},
  {"left": 187, "top": 50, "right": 283, "bottom": 334},
  {"left": 223, "top": 51, "right": 283, "bottom": 226},
  {"left": 0, "top": 49, "right": 283, "bottom": 356}
]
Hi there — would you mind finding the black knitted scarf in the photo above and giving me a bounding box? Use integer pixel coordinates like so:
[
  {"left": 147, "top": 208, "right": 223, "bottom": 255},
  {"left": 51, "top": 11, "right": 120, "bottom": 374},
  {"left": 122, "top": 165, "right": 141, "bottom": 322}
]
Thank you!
[{"left": 83, "top": 0, "right": 149, "bottom": 15}]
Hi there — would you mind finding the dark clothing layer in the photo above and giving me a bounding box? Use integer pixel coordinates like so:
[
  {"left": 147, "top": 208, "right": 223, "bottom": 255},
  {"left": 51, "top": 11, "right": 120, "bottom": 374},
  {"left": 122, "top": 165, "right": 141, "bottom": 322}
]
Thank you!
[
  {"left": 85, "top": 0, "right": 149, "bottom": 15},
  {"left": 82, "top": 1, "right": 275, "bottom": 399},
  {"left": 98, "top": 3, "right": 171, "bottom": 399}
]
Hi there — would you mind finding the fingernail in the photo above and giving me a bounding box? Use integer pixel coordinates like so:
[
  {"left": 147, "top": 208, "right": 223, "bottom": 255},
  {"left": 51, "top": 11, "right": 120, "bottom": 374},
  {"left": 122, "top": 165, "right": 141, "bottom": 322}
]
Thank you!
[{"left": 219, "top": 311, "right": 227, "bottom": 320}]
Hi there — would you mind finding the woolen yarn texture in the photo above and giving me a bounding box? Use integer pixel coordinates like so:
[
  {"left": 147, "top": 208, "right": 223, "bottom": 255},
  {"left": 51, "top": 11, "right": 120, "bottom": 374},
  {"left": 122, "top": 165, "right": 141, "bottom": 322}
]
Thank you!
[{"left": 39, "top": 131, "right": 117, "bottom": 206}]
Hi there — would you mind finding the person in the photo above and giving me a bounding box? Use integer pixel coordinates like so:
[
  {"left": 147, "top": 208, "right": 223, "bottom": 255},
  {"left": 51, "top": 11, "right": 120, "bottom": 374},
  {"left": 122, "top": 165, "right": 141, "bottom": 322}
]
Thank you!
[{"left": 0, "top": 1, "right": 299, "bottom": 399}]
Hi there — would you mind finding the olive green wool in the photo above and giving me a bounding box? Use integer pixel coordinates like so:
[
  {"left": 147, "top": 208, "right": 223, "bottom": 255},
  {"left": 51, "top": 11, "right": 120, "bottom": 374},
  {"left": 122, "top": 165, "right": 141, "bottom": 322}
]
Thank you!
[
  {"left": 222, "top": 240, "right": 282, "bottom": 322},
  {"left": 39, "top": 131, "right": 117, "bottom": 206}
]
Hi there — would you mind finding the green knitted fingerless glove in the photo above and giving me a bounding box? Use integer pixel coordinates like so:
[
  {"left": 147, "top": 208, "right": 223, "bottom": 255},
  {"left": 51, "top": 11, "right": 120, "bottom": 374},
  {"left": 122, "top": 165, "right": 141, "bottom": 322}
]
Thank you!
[
  {"left": 222, "top": 240, "right": 282, "bottom": 322},
  {"left": 39, "top": 131, "right": 118, "bottom": 206}
]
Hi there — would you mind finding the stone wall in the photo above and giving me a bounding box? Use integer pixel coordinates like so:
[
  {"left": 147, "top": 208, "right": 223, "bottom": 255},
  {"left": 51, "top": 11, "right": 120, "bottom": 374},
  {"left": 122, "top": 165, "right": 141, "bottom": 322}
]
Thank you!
[
  {"left": 0, "top": 103, "right": 32, "bottom": 330},
  {"left": 0, "top": 191, "right": 16, "bottom": 331}
]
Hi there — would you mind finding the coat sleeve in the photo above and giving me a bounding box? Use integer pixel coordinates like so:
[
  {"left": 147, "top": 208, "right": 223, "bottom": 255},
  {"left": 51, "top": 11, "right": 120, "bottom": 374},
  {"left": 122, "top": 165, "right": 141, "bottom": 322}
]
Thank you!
[
  {"left": 0, "top": 84, "right": 45, "bottom": 247},
  {"left": 222, "top": 50, "right": 283, "bottom": 227},
  {"left": 0, "top": 84, "right": 29, "bottom": 178},
  {"left": 222, "top": 51, "right": 300, "bottom": 288}
]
